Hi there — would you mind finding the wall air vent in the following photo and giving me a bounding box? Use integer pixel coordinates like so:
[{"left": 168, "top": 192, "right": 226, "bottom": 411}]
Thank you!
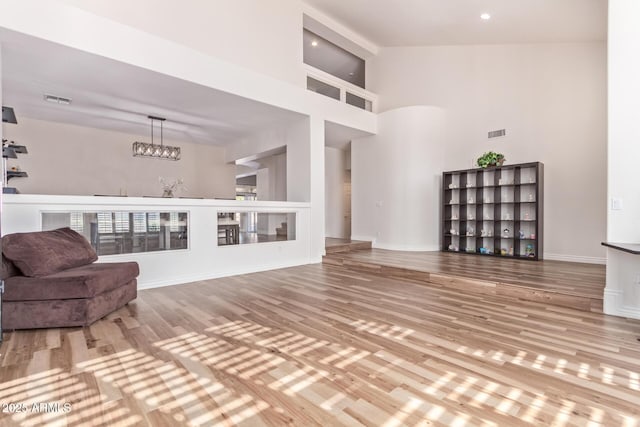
[
  {"left": 43, "top": 94, "right": 72, "bottom": 105},
  {"left": 488, "top": 129, "right": 506, "bottom": 139}
]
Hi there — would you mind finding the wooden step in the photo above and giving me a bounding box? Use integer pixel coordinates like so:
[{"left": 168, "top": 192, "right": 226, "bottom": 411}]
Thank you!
[
  {"left": 323, "top": 251, "right": 604, "bottom": 313},
  {"left": 325, "top": 240, "right": 372, "bottom": 254}
]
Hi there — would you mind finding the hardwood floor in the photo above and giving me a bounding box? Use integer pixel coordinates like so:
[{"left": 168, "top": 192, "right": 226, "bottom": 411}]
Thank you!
[
  {"left": 1, "top": 263, "right": 638, "bottom": 426},
  {"left": 324, "top": 249, "right": 606, "bottom": 312}
]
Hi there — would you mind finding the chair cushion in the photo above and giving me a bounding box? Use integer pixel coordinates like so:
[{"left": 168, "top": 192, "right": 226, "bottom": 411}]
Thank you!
[
  {"left": 2, "top": 228, "right": 98, "bottom": 277},
  {"left": 1, "top": 254, "right": 21, "bottom": 280},
  {"left": 3, "top": 262, "right": 139, "bottom": 301}
]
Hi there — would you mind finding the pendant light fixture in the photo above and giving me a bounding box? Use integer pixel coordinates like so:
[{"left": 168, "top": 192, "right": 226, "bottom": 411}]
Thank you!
[{"left": 132, "top": 115, "right": 181, "bottom": 160}]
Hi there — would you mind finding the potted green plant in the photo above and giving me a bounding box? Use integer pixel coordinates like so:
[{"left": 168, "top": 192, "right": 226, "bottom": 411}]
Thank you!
[{"left": 477, "top": 151, "right": 505, "bottom": 168}]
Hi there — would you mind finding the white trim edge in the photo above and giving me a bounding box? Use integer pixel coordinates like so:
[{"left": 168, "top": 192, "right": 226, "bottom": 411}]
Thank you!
[
  {"left": 604, "top": 288, "right": 640, "bottom": 320},
  {"left": 137, "top": 259, "right": 312, "bottom": 290},
  {"left": 544, "top": 253, "right": 606, "bottom": 265},
  {"left": 372, "top": 242, "right": 441, "bottom": 252}
]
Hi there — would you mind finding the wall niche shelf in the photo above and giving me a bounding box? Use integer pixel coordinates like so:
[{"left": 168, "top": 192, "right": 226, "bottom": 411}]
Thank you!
[
  {"left": 2, "top": 137, "right": 29, "bottom": 194},
  {"left": 442, "top": 162, "right": 544, "bottom": 260}
]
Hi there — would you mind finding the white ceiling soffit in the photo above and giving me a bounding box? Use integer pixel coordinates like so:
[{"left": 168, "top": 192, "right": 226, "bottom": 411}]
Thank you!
[
  {"left": 235, "top": 145, "right": 287, "bottom": 166},
  {"left": 303, "top": 7, "right": 379, "bottom": 58},
  {"left": 302, "top": 0, "right": 607, "bottom": 47},
  {"left": 0, "top": 30, "right": 305, "bottom": 146},
  {"left": 325, "top": 120, "right": 372, "bottom": 150}
]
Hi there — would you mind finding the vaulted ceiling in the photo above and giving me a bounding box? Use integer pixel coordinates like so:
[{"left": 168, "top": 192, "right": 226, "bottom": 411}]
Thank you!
[{"left": 303, "top": 0, "right": 607, "bottom": 47}]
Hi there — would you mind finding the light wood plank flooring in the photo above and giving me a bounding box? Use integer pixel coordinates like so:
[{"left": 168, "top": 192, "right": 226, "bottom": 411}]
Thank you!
[
  {"left": 324, "top": 249, "right": 605, "bottom": 312},
  {"left": 0, "top": 263, "right": 638, "bottom": 426},
  {"left": 325, "top": 238, "right": 372, "bottom": 254}
]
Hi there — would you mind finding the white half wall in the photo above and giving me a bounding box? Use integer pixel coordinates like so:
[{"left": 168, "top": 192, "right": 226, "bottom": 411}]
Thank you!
[
  {"left": 352, "top": 106, "right": 446, "bottom": 251},
  {"left": 325, "top": 146, "right": 348, "bottom": 238},
  {"left": 2, "top": 195, "right": 312, "bottom": 289},
  {"left": 2, "top": 117, "right": 236, "bottom": 198},
  {"left": 367, "top": 42, "right": 607, "bottom": 262},
  {"left": 604, "top": 0, "right": 640, "bottom": 319}
]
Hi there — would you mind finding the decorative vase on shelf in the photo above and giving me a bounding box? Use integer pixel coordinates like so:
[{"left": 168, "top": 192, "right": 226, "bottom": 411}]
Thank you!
[{"left": 159, "top": 177, "right": 186, "bottom": 198}]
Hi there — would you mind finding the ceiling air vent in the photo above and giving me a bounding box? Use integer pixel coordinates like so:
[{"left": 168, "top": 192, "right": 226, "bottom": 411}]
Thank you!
[
  {"left": 44, "top": 94, "right": 72, "bottom": 105},
  {"left": 488, "top": 129, "right": 506, "bottom": 139}
]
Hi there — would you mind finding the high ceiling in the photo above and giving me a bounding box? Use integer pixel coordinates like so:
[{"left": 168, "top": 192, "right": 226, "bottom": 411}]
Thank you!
[
  {"left": 0, "top": 30, "right": 304, "bottom": 146},
  {"left": 303, "top": 0, "right": 607, "bottom": 47}
]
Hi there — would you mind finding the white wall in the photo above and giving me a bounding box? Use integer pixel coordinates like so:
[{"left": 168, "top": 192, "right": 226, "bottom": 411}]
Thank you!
[
  {"left": 2, "top": 117, "right": 236, "bottom": 198},
  {"left": 368, "top": 42, "right": 607, "bottom": 262},
  {"left": 604, "top": 0, "right": 640, "bottom": 319},
  {"left": 352, "top": 106, "right": 446, "bottom": 250},
  {"left": 325, "top": 146, "right": 348, "bottom": 238},
  {"left": 255, "top": 153, "right": 287, "bottom": 234},
  {"left": 227, "top": 120, "right": 311, "bottom": 203},
  {"left": 57, "top": 0, "right": 305, "bottom": 87},
  {"left": 258, "top": 153, "right": 287, "bottom": 202}
]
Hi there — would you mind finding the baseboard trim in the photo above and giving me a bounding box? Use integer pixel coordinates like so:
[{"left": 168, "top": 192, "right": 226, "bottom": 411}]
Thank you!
[
  {"left": 350, "top": 235, "right": 376, "bottom": 243},
  {"left": 544, "top": 253, "right": 606, "bottom": 265},
  {"left": 372, "top": 242, "right": 441, "bottom": 252},
  {"left": 604, "top": 288, "right": 640, "bottom": 320},
  {"left": 137, "top": 258, "right": 313, "bottom": 290}
]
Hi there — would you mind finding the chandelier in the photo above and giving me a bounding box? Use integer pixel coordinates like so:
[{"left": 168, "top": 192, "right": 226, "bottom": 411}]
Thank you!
[{"left": 132, "top": 115, "right": 181, "bottom": 160}]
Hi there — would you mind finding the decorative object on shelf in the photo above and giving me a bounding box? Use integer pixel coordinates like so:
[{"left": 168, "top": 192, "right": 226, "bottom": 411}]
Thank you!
[
  {"left": 503, "top": 228, "right": 510, "bottom": 237},
  {"left": 466, "top": 227, "right": 474, "bottom": 236},
  {"left": 468, "top": 213, "right": 474, "bottom": 220},
  {"left": 450, "top": 199, "right": 454, "bottom": 204},
  {"left": 509, "top": 247, "right": 514, "bottom": 256},
  {"left": 450, "top": 228, "right": 458, "bottom": 236},
  {"left": 448, "top": 244, "right": 459, "bottom": 252},
  {"left": 3, "top": 136, "right": 29, "bottom": 194},
  {"left": 465, "top": 247, "right": 474, "bottom": 253},
  {"left": 525, "top": 244, "right": 535, "bottom": 257},
  {"left": 500, "top": 248, "right": 507, "bottom": 255},
  {"left": 159, "top": 177, "right": 187, "bottom": 198},
  {"left": 530, "top": 233, "right": 536, "bottom": 239},
  {"left": 518, "top": 230, "right": 525, "bottom": 239},
  {"left": 524, "top": 212, "right": 530, "bottom": 220},
  {"left": 133, "top": 115, "right": 181, "bottom": 161},
  {"left": 476, "top": 151, "right": 505, "bottom": 168},
  {"left": 487, "top": 229, "right": 493, "bottom": 237},
  {"left": 452, "top": 214, "right": 458, "bottom": 220},
  {"left": 528, "top": 193, "right": 534, "bottom": 201}
]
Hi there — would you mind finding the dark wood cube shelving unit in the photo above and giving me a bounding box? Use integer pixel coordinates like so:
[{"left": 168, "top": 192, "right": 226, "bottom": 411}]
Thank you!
[{"left": 442, "top": 162, "right": 544, "bottom": 260}]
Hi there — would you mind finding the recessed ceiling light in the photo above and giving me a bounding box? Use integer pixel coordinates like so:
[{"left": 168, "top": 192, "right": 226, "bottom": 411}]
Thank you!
[
  {"left": 311, "top": 40, "right": 318, "bottom": 47},
  {"left": 480, "top": 13, "right": 491, "bottom": 20}
]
